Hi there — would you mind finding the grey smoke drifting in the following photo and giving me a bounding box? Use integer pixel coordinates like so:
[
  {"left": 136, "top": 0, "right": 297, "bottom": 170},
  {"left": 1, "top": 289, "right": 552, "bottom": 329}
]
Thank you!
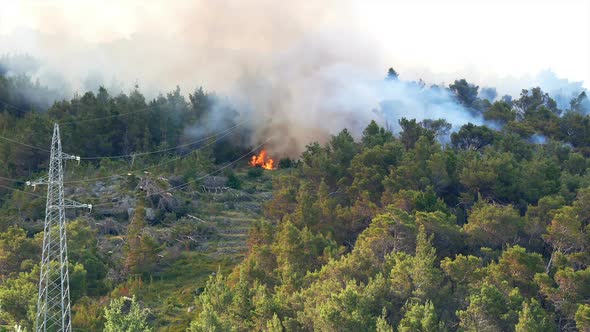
[
  {"left": 222, "top": 33, "right": 483, "bottom": 156},
  {"left": 479, "top": 87, "right": 498, "bottom": 102},
  {"left": 533, "top": 70, "right": 588, "bottom": 110},
  {"left": 0, "top": 1, "right": 587, "bottom": 156},
  {"left": 1, "top": 1, "right": 480, "bottom": 156}
]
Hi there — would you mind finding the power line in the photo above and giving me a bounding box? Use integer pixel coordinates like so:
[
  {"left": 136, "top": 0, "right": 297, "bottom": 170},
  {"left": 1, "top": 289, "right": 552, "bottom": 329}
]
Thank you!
[
  {"left": 63, "top": 126, "right": 239, "bottom": 183},
  {"left": 0, "top": 120, "right": 247, "bottom": 159},
  {"left": 0, "top": 95, "right": 168, "bottom": 125},
  {"left": 1, "top": 94, "right": 251, "bottom": 159},
  {"left": 91, "top": 137, "right": 272, "bottom": 207},
  {"left": 0, "top": 85, "right": 220, "bottom": 131},
  {"left": 149, "top": 137, "right": 272, "bottom": 196},
  {"left": 0, "top": 99, "right": 32, "bottom": 113},
  {"left": 57, "top": 104, "right": 162, "bottom": 126},
  {"left": 0, "top": 135, "right": 50, "bottom": 152},
  {"left": 0, "top": 119, "right": 245, "bottom": 185},
  {"left": 0, "top": 183, "right": 46, "bottom": 198},
  {"left": 81, "top": 120, "right": 248, "bottom": 160},
  {"left": 2, "top": 137, "right": 272, "bottom": 207},
  {"left": 0, "top": 175, "right": 28, "bottom": 183},
  {"left": 1, "top": 95, "right": 179, "bottom": 126}
]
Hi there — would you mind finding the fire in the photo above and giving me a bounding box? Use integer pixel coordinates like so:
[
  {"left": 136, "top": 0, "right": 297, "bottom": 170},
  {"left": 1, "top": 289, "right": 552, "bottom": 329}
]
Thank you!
[{"left": 249, "top": 149, "right": 276, "bottom": 170}]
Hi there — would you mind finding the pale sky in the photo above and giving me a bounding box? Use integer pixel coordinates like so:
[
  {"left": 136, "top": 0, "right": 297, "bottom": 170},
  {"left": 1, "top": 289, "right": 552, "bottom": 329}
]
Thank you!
[
  {"left": 353, "top": 0, "right": 590, "bottom": 89},
  {"left": 0, "top": 0, "right": 588, "bottom": 92}
]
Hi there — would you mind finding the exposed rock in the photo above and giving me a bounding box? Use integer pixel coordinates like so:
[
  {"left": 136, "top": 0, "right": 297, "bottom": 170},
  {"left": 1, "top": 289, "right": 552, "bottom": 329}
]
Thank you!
[
  {"left": 95, "top": 217, "right": 122, "bottom": 235},
  {"left": 202, "top": 176, "right": 229, "bottom": 194},
  {"left": 118, "top": 196, "right": 135, "bottom": 210},
  {"left": 168, "top": 175, "right": 184, "bottom": 187},
  {"left": 95, "top": 207, "right": 127, "bottom": 219},
  {"left": 145, "top": 208, "right": 156, "bottom": 221},
  {"left": 203, "top": 176, "right": 228, "bottom": 188},
  {"left": 96, "top": 195, "right": 136, "bottom": 220},
  {"left": 157, "top": 194, "right": 179, "bottom": 211}
]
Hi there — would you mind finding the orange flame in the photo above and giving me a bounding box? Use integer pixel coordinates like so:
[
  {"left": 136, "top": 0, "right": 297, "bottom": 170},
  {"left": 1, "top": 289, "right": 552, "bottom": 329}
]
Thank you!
[{"left": 249, "top": 150, "right": 276, "bottom": 170}]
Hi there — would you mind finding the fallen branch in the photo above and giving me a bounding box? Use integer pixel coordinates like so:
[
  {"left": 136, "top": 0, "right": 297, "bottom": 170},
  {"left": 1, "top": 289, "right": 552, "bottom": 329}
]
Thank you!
[{"left": 186, "top": 214, "right": 207, "bottom": 223}]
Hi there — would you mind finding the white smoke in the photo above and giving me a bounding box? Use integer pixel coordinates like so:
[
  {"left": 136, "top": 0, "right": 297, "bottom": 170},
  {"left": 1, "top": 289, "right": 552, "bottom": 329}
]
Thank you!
[
  {"left": 221, "top": 33, "right": 482, "bottom": 156},
  {"left": 0, "top": 1, "right": 587, "bottom": 156}
]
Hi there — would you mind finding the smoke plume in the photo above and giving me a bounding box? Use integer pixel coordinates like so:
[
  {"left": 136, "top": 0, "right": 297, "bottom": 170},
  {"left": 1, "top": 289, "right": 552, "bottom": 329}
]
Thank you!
[{"left": 0, "top": 1, "right": 588, "bottom": 156}]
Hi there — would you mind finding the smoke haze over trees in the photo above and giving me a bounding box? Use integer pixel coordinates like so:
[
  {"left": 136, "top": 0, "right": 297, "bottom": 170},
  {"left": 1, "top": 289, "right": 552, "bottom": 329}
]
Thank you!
[
  {"left": 1, "top": 1, "right": 590, "bottom": 331},
  {"left": 1, "top": 63, "right": 590, "bottom": 330}
]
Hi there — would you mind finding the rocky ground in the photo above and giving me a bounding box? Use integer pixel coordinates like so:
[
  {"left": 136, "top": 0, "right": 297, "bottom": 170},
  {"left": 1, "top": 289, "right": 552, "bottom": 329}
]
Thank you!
[{"left": 60, "top": 169, "right": 275, "bottom": 331}]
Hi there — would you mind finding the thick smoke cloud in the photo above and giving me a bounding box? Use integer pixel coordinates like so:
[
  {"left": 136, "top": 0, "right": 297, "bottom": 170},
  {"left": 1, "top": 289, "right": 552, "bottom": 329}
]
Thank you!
[
  {"left": 218, "top": 32, "right": 485, "bottom": 156},
  {"left": 0, "top": 1, "right": 587, "bottom": 156},
  {"left": 0, "top": 1, "right": 346, "bottom": 96}
]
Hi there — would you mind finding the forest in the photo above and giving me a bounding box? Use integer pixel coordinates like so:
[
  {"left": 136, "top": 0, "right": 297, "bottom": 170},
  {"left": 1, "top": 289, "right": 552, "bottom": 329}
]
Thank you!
[{"left": 1, "top": 66, "right": 590, "bottom": 331}]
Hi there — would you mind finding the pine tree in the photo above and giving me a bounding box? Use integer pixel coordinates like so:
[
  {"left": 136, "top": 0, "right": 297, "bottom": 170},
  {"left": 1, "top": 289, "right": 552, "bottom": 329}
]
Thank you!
[
  {"left": 412, "top": 225, "right": 442, "bottom": 302},
  {"left": 124, "top": 200, "right": 159, "bottom": 275},
  {"left": 576, "top": 304, "right": 590, "bottom": 332},
  {"left": 103, "top": 296, "right": 151, "bottom": 332},
  {"left": 398, "top": 301, "right": 446, "bottom": 332},
  {"left": 376, "top": 307, "right": 393, "bottom": 332},
  {"left": 265, "top": 313, "right": 283, "bottom": 332},
  {"left": 515, "top": 299, "right": 555, "bottom": 332}
]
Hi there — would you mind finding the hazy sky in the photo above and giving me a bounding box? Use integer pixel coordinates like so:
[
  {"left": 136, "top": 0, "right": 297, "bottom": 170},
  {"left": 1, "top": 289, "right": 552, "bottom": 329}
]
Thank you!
[
  {"left": 0, "top": 0, "right": 588, "bottom": 93},
  {"left": 354, "top": 0, "right": 590, "bottom": 87}
]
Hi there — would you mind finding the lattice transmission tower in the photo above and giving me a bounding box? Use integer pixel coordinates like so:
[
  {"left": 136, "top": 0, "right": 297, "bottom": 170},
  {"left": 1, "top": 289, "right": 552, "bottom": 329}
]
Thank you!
[{"left": 27, "top": 123, "right": 91, "bottom": 332}]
